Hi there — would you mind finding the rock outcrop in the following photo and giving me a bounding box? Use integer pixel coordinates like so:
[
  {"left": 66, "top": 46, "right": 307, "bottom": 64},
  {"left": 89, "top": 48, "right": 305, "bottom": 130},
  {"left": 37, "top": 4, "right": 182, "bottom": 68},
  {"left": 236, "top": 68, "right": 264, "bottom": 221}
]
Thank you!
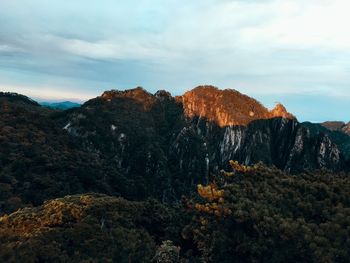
[
  {"left": 270, "top": 103, "right": 294, "bottom": 119},
  {"left": 177, "top": 86, "right": 294, "bottom": 127}
]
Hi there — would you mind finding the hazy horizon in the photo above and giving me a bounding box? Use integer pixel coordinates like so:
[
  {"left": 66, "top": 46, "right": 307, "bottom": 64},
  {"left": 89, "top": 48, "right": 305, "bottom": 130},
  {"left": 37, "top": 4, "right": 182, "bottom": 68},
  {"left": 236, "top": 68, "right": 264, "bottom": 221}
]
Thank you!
[{"left": 1, "top": 0, "right": 349, "bottom": 122}]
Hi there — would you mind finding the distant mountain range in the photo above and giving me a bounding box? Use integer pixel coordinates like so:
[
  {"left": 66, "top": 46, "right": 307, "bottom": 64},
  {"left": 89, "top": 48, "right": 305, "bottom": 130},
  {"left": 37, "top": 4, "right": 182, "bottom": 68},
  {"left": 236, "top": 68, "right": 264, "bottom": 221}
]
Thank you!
[{"left": 40, "top": 101, "right": 81, "bottom": 110}]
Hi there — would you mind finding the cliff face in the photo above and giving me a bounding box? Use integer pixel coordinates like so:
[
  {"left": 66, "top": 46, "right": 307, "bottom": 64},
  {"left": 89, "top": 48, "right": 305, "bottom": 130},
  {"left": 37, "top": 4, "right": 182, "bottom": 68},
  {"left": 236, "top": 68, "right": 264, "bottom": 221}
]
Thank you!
[{"left": 170, "top": 117, "right": 342, "bottom": 179}]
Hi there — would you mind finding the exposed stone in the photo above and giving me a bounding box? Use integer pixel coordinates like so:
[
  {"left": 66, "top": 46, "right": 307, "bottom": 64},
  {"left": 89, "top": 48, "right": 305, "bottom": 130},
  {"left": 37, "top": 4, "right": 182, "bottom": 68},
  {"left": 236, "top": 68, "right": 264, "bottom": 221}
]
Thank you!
[
  {"left": 177, "top": 86, "right": 294, "bottom": 127},
  {"left": 270, "top": 103, "right": 295, "bottom": 119}
]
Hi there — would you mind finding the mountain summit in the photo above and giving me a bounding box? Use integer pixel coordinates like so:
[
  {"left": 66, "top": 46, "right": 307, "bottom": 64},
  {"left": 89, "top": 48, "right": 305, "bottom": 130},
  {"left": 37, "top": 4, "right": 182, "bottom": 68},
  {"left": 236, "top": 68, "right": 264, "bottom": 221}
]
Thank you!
[
  {"left": 95, "top": 85, "right": 295, "bottom": 127},
  {"left": 177, "top": 86, "right": 294, "bottom": 127},
  {"left": 270, "top": 103, "right": 294, "bottom": 119},
  {"left": 100, "top": 87, "right": 157, "bottom": 110}
]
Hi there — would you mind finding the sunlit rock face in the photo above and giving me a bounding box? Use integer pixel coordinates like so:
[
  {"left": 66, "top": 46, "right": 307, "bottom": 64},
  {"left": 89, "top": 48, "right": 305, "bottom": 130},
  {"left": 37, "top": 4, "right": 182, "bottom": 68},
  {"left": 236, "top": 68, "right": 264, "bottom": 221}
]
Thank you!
[
  {"left": 177, "top": 86, "right": 294, "bottom": 127},
  {"left": 270, "top": 103, "right": 295, "bottom": 119}
]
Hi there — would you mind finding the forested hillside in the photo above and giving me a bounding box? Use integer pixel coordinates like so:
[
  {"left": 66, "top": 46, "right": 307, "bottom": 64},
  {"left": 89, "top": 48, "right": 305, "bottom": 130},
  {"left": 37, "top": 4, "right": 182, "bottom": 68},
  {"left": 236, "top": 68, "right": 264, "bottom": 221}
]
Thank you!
[{"left": 0, "top": 164, "right": 349, "bottom": 262}]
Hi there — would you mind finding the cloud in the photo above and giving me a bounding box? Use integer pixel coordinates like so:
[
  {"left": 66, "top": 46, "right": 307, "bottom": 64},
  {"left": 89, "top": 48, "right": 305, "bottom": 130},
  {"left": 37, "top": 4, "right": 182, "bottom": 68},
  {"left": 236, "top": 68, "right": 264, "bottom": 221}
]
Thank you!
[
  {"left": 56, "top": 37, "right": 181, "bottom": 61},
  {"left": 0, "top": 0, "right": 349, "bottom": 121},
  {"left": 0, "top": 44, "right": 19, "bottom": 53},
  {"left": 239, "top": 0, "right": 350, "bottom": 50}
]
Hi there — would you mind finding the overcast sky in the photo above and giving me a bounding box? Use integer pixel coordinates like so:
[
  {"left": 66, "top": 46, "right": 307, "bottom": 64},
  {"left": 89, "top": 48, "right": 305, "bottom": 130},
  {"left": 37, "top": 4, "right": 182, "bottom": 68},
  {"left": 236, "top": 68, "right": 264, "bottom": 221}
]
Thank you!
[{"left": 0, "top": 0, "right": 349, "bottom": 122}]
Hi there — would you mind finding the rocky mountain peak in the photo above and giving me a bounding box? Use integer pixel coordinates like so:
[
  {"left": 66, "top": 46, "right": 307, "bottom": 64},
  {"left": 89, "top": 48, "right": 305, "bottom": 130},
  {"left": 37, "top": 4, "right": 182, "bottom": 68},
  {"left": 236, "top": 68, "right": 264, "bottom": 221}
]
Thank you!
[
  {"left": 177, "top": 85, "right": 294, "bottom": 127},
  {"left": 100, "top": 87, "right": 157, "bottom": 110},
  {"left": 270, "top": 103, "right": 294, "bottom": 119},
  {"left": 155, "top": 90, "right": 172, "bottom": 101},
  {"left": 101, "top": 87, "right": 152, "bottom": 99}
]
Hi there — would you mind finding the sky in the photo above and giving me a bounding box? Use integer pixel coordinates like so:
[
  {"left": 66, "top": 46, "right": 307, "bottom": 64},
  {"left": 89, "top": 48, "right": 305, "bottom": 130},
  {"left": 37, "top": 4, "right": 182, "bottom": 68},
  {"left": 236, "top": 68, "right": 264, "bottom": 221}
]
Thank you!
[{"left": 0, "top": 0, "right": 349, "bottom": 122}]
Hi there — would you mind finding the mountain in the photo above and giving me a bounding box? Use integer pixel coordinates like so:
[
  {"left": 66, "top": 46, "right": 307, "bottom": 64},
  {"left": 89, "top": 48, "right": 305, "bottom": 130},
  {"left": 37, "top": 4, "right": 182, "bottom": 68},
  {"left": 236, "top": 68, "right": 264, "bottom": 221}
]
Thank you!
[
  {"left": 0, "top": 92, "right": 40, "bottom": 107},
  {"left": 61, "top": 87, "right": 348, "bottom": 186},
  {"left": 1, "top": 87, "right": 350, "bottom": 262},
  {"left": 66, "top": 86, "right": 342, "bottom": 175},
  {"left": 0, "top": 87, "right": 348, "bottom": 214},
  {"left": 321, "top": 121, "right": 350, "bottom": 135},
  {"left": 40, "top": 101, "right": 81, "bottom": 110},
  {"left": 178, "top": 86, "right": 294, "bottom": 127},
  {"left": 0, "top": 92, "right": 128, "bottom": 213}
]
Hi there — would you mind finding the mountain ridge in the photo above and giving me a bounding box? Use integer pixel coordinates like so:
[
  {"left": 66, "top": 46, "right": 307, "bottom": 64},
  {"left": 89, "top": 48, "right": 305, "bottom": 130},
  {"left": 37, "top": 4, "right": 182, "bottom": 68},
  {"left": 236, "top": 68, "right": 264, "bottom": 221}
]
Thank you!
[
  {"left": 40, "top": 101, "right": 81, "bottom": 110},
  {"left": 0, "top": 85, "right": 348, "bottom": 215},
  {"left": 90, "top": 85, "right": 295, "bottom": 127}
]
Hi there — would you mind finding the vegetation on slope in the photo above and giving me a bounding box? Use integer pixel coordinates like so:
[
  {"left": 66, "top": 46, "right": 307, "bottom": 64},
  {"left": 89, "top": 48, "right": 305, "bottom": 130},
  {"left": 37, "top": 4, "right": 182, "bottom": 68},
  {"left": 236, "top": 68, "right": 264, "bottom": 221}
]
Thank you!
[
  {"left": 1, "top": 163, "right": 350, "bottom": 263},
  {"left": 184, "top": 162, "right": 350, "bottom": 262},
  {"left": 0, "top": 95, "right": 130, "bottom": 214},
  {"left": 0, "top": 194, "right": 188, "bottom": 263}
]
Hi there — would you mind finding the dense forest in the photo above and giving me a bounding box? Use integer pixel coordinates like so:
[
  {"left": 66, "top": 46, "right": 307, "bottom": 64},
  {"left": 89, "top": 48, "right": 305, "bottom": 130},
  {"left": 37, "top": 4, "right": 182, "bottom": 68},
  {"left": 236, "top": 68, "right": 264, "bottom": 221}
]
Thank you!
[{"left": 0, "top": 162, "right": 349, "bottom": 262}]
